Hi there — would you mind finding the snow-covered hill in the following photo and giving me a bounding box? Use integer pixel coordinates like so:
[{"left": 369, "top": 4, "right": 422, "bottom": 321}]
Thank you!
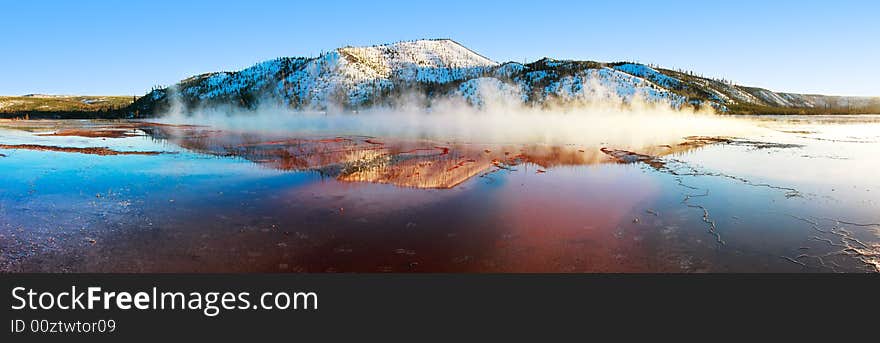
[{"left": 130, "top": 39, "right": 879, "bottom": 115}]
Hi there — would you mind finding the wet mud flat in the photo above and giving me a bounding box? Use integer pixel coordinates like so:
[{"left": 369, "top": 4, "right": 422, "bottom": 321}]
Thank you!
[{"left": 0, "top": 116, "right": 878, "bottom": 272}]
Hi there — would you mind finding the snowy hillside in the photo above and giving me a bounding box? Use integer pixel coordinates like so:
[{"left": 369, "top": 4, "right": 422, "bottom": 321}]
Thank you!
[{"left": 129, "top": 39, "right": 879, "bottom": 116}]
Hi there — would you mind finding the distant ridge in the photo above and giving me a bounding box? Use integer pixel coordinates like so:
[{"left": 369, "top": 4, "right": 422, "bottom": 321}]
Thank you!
[{"left": 0, "top": 95, "right": 134, "bottom": 118}]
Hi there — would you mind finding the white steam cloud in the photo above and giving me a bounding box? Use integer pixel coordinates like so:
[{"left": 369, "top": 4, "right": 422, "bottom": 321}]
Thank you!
[{"left": 154, "top": 78, "right": 764, "bottom": 149}]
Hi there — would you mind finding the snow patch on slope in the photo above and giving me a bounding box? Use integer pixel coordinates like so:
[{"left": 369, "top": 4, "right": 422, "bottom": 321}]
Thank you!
[
  {"left": 278, "top": 39, "right": 499, "bottom": 107},
  {"left": 612, "top": 63, "right": 681, "bottom": 88}
]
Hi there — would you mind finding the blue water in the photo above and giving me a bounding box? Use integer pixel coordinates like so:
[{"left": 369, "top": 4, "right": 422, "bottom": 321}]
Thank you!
[{"left": 0, "top": 117, "right": 877, "bottom": 272}]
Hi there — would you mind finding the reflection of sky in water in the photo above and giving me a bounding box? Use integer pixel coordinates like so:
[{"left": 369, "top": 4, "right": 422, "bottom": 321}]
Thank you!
[
  {"left": 674, "top": 122, "right": 880, "bottom": 219},
  {"left": 0, "top": 139, "right": 286, "bottom": 196},
  {"left": 0, "top": 127, "right": 174, "bottom": 152},
  {"left": 0, "top": 117, "right": 878, "bottom": 272}
]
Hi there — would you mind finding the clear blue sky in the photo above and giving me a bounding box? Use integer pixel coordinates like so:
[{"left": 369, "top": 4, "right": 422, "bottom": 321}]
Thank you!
[{"left": 1, "top": 0, "right": 877, "bottom": 96}]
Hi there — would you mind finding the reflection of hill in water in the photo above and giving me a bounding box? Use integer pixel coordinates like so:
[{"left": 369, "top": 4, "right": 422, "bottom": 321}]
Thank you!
[{"left": 143, "top": 124, "right": 713, "bottom": 189}]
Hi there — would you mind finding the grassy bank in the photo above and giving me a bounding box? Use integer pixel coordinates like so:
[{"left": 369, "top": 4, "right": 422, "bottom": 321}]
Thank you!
[
  {"left": 726, "top": 103, "right": 880, "bottom": 115},
  {"left": 2, "top": 94, "right": 877, "bottom": 119},
  {"left": 0, "top": 95, "right": 135, "bottom": 119}
]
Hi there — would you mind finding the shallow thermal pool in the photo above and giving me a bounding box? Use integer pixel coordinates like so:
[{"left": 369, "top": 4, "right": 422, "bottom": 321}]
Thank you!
[{"left": 0, "top": 115, "right": 877, "bottom": 272}]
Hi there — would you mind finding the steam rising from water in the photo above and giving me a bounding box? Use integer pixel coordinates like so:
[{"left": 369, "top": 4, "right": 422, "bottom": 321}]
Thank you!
[{"left": 156, "top": 86, "right": 764, "bottom": 148}]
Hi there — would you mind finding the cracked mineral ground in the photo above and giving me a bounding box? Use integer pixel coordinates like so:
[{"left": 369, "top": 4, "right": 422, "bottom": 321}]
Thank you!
[{"left": 1, "top": 114, "right": 878, "bottom": 272}]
